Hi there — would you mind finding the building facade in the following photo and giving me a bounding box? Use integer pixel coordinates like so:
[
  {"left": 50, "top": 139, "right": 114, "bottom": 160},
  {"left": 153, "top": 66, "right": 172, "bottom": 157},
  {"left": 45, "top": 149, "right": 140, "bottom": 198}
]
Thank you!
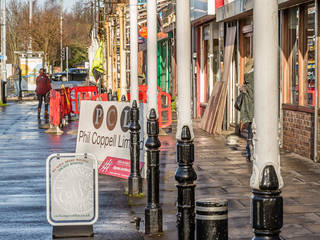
[{"left": 217, "top": 0, "right": 320, "bottom": 160}]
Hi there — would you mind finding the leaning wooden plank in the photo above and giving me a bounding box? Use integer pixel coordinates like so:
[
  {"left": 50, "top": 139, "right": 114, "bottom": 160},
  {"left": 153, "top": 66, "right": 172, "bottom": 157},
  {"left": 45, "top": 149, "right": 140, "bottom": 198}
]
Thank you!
[
  {"left": 200, "top": 81, "right": 222, "bottom": 130},
  {"left": 213, "top": 26, "right": 237, "bottom": 134},
  {"left": 207, "top": 82, "right": 224, "bottom": 133},
  {"left": 204, "top": 82, "right": 223, "bottom": 133},
  {"left": 214, "top": 82, "right": 228, "bottom": 134}
]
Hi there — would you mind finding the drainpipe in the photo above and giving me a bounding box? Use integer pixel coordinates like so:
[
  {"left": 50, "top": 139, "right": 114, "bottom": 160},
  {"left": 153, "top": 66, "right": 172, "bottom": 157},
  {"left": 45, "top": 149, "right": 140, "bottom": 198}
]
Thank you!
[
  {"left": 314, "top": 0, "right": 318, "bottom": 162},
  {"left": 251, "top": 0, "right": 284, "bottom": 239}
]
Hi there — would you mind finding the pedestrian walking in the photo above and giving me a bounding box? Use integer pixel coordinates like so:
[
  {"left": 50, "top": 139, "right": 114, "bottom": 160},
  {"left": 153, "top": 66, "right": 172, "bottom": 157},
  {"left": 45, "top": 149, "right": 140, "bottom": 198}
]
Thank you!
[
  {"left": 240, "top": 60, "right": 254, "bottom": 161},
  {"left": 14, "top": 65, "right": 22, "bottom": 100},
  {"left": 36, "top": 68, "right": 51, "bottom": 119}
]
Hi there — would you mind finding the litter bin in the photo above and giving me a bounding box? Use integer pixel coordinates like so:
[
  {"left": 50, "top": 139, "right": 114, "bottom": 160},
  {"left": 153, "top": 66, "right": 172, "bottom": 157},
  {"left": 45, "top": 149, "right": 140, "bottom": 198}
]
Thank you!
[{"left": 1, "top": 80, "right": 7, "bottom": 103}]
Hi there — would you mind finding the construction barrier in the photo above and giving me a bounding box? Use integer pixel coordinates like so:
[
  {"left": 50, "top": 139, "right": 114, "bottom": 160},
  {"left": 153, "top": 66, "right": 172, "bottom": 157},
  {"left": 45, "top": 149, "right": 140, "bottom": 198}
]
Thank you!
[
  {"left": 49, "top": 85, "right": 172, "bottom": 129},
  {"left": 70, "top": 86, "right": 98, "bottom": 114},
  {"left": 49, "top": 87, "right": 72, "bottom": 128},
  {"left": 49, "top": 90, "right": 62, "bottom": 127},
  {"left": 158, "top": 91, "right": 172, "bottom": 129},
  {"left": 127, "top": 85, "right": 172, "bottom": 128},
  {"left": 91, "top": 93, "right": 109, "bottom": 101}
]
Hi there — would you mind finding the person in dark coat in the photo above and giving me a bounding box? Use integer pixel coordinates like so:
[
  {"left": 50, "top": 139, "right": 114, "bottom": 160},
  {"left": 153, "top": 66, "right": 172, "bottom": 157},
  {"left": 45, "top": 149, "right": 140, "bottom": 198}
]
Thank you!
[
  {"left": 240, "top": 60, "right": 254, "bottom": 161},
  {"left": 36, "top": 68, "right": 51, "bottom": 119}
]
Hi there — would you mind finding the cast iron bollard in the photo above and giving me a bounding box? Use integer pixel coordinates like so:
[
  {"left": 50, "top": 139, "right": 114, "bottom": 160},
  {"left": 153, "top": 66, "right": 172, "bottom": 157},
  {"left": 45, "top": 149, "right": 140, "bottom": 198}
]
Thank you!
[
  {"left": 251, "top": 165, "right": 283, "bottom": 240},
  {"left": 145, "top": 109, "right": 163, "bottom": 234},
  {"left": 111, "top": 91, "right": 118, "bottom": 101},
  {"left": 175, "top": 126, "right": 197, "bottom": 240},
  {"left": 108, "top": 89, "right": 112, "bottom": 101},
  {"left": 121, "top": 95, "right": 127, "bottom": 102},
  {"left": 196, "top": 198, "right": 228, "bottom": 240},
  {"left": 128, "top": 100, "right": 143, "bottom": 195}
]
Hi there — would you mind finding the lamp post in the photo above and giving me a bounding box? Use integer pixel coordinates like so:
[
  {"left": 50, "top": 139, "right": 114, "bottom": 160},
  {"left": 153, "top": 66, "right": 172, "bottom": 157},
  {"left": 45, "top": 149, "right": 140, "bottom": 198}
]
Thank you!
[
  {"left": 0, "top": 0, "right": 7, "bottom": 104},
  {"left": 251, "top": 0, "right": 284, "bottom": 239},
  {"left": 145, "top": 0, "right": 162, "bottom": 235},
  {"left": 175, "top": 0, "right": 197, "bottom": 239}
]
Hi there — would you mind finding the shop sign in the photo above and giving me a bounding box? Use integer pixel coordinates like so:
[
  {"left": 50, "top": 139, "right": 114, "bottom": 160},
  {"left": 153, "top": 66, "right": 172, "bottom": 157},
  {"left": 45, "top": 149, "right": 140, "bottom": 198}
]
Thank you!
[
  {"left": 46, "top": 153, "right": 98, "bottom": 226},
  {"left": 76, "top": 101, "right": 146, "bottom": 172},
  {"left": 98, "top": 156, "right": 144, "bottom": 179}
]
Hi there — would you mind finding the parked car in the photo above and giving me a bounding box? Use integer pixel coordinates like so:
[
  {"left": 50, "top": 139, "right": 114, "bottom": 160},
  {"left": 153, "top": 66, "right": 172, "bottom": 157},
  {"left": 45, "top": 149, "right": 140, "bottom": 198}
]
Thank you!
[
  {"left": 51, "top": 68, "right": 88, "bottom": 82},
  {"left": 50, "top": 68, "right": 90, "bottom": 89}
]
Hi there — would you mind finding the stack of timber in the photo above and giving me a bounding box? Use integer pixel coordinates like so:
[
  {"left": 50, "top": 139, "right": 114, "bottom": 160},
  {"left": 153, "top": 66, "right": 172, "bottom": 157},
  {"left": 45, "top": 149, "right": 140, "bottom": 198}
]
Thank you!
[{"left": 200, "top": 26, "right": 236, "bottom": 134}]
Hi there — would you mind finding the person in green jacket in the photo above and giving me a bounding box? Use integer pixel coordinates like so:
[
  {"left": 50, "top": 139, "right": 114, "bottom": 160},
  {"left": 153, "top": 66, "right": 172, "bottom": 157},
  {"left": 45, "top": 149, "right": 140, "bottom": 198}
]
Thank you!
[{"left": 240, "top": 60, "right": 254, "bottom": 161}]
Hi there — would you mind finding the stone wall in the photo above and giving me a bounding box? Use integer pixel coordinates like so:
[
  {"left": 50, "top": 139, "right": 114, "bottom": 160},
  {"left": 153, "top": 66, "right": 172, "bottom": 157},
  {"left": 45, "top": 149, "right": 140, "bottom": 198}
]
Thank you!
[{"left": 282, "top": 104, "right": 314, "bottom": 159}]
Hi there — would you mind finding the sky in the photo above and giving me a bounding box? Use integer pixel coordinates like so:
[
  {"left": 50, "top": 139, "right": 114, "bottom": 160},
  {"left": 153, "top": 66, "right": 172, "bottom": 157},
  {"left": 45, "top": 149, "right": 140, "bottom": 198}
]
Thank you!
[{"left": 38, "top": 0, "right": 76, "bottom": 11}]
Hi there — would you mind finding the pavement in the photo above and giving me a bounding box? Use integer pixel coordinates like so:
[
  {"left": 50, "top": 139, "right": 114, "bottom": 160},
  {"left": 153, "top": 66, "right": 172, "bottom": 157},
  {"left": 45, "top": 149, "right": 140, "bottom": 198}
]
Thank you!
[
  {"left": 128, "top": 122, "right": 320, "bottom": 240},
  {"left": 1, "top": 101, "right": 320, "bottom": 240}
]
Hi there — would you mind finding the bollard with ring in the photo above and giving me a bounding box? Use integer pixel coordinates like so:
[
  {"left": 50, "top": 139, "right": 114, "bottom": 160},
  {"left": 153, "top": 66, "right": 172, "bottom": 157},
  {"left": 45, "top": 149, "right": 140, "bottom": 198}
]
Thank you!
[
  {"left": 145, "top": 109, "right": 162, "bottom": 235},
  {"left": 128, "top": 100, "right": 143, "bottom": 195}
]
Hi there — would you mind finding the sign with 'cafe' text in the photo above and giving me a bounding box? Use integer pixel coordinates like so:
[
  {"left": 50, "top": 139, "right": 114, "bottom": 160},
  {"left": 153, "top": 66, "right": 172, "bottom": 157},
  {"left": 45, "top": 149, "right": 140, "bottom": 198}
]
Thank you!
[{"left": 76, "top": 101, "right": 146, "bottom": 178}]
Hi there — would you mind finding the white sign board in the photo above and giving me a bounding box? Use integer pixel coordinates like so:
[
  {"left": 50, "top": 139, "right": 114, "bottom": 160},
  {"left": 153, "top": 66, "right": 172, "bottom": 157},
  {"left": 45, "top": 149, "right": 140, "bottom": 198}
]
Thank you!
[
  {"left": 76, "top": 101, "right": 146, "bottom": 169},
  {"left": 20, "top": 57, "right": 43, "bottom": 91},
  {"left": 46, "top": 153, "right": 98, "bottom": 226}
]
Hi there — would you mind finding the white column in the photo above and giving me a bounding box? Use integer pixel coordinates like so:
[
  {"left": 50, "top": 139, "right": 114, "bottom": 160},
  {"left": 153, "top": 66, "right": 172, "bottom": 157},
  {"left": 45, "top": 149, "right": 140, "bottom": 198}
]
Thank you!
[
  {"left": 119, "top": 5, "right": 127, "bottom": 98},
  {"left": 176, "top": 0, "right": 194, "bottom": 140},
  {"left": 147, "top": 0, "right": 158, "bottom": 113},
  {"left": 130, "top": 0, "right": 138, "bottom": 104},
  {"left": 251, "top": 0, "right": 283, "bottom": 189}
]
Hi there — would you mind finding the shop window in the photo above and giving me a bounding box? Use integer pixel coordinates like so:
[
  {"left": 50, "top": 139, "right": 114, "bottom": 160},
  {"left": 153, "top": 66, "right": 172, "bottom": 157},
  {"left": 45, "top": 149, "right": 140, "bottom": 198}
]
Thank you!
[
  {"left": 306, "top": 4, "right": 315, "bottom": 106},
  {"left": 289, "top": 7, "right": 298, "bottom": 104},
  {"left": 282, "top": 4, "right": 315, "bottom": 106}
]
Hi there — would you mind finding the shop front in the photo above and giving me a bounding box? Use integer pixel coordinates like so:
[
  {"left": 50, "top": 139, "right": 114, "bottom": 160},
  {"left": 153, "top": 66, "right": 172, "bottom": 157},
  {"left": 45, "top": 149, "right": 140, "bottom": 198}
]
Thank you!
[
  {"left": 280, "top": 0, "right": 320, "bottom": 160},
  {"left": 191, "top": 0, "right": 224, "bottom": 118}
]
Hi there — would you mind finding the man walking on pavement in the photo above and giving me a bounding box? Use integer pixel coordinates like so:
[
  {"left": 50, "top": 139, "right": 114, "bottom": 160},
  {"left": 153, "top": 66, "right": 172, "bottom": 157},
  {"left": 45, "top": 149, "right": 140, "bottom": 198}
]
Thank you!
[{"left": 36, "top": 68, "right": 51, "bottom": 119}]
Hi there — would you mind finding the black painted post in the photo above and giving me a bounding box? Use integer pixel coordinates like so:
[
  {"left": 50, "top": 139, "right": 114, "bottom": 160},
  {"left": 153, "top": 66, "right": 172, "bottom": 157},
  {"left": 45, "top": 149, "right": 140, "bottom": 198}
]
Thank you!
[
  {"left": 108, "top": 89, "right": 112, "bottom": 101},
  {"left": 196, "top": 199, "right": 228, "bottom": 240},
  {"left": 145, "top": 108, "right": 162, "bottom": 235},
  {"left": 121, "top": 95, "right": 127, "bottom": 102},
  {"left": 175, "top": 126, "right": 197, "bottom": 240},
  {"left": 128, "top": 100, "right": 143, "bottom": 195},
  {"left": 112, "top": 91, "right": 118, "bottom": 101},
  {"left": 251, "top": 165, "right": 283, "bottom": 240}
]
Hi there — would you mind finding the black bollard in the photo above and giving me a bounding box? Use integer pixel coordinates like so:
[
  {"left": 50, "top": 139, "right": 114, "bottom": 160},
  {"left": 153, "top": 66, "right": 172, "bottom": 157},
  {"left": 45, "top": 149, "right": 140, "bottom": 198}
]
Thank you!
[
  {"left": 251, "top": 165, "right": 283, "bottom": 240},
  {"left": 111, "top": 91, "right": 118, "bottom": 101},
  {"left": 108, "top": 89, "right": 112, "bottom": 101},
  {"left": 145, "top": 109, "right": 162, "bottom": 235},
  {"left": 196, "top": 198, "right": 228, "bottom": 240},
  {"left": 121, "top": 95, "right": 127, "bottom": 102},
  {"left": 128, "top": 100, "right": 143, "bottom": 195},
  {"left": 175, "top": 126, "right": 197, "bottom": 240}
]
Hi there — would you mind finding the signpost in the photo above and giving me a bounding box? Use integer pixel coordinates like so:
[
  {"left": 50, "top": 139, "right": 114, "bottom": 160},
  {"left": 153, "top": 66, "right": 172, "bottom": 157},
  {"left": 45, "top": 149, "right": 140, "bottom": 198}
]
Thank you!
[
  {"left": 46, "top": 153, "right": 98, "bottom": 237},
  {"left": 76, "top": 101, "right": 146, "bottom": 178}
]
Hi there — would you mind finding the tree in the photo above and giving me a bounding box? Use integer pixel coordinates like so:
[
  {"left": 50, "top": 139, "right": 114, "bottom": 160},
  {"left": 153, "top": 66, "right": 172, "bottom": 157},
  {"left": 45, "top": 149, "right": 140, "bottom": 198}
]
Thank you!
[{"left": 6, "top": 0, "right": 92, "bottom": 68}]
